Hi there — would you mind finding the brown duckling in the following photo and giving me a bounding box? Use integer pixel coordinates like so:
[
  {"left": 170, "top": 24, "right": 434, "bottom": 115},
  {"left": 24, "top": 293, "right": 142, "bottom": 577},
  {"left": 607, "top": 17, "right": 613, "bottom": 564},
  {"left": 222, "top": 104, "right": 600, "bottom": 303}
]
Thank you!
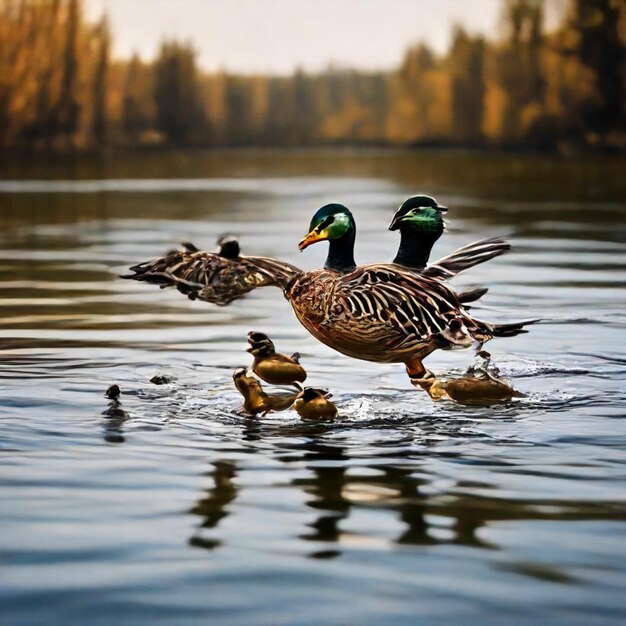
[
  {"left": 416, "top": 352, "right": 523, "bottom": 406},
  {"left": 426, "top": 375, "right": 523, "bottom": 405},
  {"left": 293, "top": 387, "right": 338, "bottom": 420},
  {"left": 247, "top": 332, "right": 307, "bottom": 386},
  {"left": 232, "top": 368, "right": 299, "bottom": 416}
]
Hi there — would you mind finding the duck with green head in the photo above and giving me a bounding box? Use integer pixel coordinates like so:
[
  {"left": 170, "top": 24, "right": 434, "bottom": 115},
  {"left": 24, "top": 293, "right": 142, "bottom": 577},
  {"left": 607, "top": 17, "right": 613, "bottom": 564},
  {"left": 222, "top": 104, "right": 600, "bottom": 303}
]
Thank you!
[
  {"left": 298, "top": 203, "right": 357, "bottom": 272},
  {"left": 125, "top": 201, "right": 535, "bottom": 400},
  {"left": 388, "top": 195, "right": 511, "bottom": 304},
  {"left": 289, "top": 202, "right": 536, "bottom": 395},
  {"left": 388, "top": 195, "right": 447, "bottom": 270}
]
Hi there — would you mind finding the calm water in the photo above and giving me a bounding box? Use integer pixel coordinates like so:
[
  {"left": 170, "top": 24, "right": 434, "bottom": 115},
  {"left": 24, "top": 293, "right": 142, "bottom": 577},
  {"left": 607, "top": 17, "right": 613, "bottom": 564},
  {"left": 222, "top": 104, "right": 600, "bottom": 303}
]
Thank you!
[{"left": 1, "top": 149, "right": 625, "bottom": 626}]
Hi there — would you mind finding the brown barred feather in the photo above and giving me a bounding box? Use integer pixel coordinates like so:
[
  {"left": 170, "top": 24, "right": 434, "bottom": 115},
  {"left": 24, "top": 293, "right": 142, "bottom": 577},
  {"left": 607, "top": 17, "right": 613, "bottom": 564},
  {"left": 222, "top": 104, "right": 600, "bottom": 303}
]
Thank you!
[
  {"left": 123, "top": 250, "right": 300, "bottom": 306},
  {"left": 423, "top": 237, "right": 511, "bottom": 281},
  {"left": 285, "top": 264, "right": 496, "bottom": 364}
]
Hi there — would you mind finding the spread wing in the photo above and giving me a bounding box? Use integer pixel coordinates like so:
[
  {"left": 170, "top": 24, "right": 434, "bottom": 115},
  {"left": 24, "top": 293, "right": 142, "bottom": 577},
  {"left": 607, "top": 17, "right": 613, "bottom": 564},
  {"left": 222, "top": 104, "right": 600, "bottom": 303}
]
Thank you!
[
  {"left": 424, "top": 237, "right": 510, "bottom": 281},
  {"left": 123, "top": 250, "right": 301, "bottom": 305}
]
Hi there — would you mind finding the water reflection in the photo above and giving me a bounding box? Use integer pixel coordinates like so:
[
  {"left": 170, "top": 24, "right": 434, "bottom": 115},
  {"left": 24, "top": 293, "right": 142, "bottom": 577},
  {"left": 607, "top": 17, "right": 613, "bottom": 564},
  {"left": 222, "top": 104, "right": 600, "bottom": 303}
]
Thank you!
[
  {"left": 189, "top": 460, "right": 239, "bottom": 551},
  {"left": 101, "top": 397, "right": 130, "bottom": 444},
  {"left": 294, "top": 442, "right": 350, "bottom": 557},
  {"left": 185, "top": 426, "right": 626, "bottom": 564}
]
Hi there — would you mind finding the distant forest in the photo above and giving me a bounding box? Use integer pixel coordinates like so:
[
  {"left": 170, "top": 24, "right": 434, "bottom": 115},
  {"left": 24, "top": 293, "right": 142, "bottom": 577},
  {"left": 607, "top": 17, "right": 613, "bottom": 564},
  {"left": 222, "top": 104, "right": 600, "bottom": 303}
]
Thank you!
[{"left": 0, "top": 0, "right": 624, "bottom": 153}]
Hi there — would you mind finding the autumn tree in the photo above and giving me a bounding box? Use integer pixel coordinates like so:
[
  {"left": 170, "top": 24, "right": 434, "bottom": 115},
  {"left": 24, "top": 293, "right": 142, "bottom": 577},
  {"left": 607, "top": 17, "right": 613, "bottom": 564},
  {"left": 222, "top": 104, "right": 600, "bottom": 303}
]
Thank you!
[
  {"left": 449, "top": 27, "right": 485, "bottom": 144},
  {"left": 493, "top": 0, "right": 546, "bottom": 142},
  {"left": 57, "top": 0, "right": 80, "bottom": 149},
  {"left": 91, "top": 16, "right": 110, "bottom": 147},
  {"left": 568, "top": 0, "right": 625, "bottom": 134},
  {"left": 153, "top": 40, "right": 206, "bottom": 144}
]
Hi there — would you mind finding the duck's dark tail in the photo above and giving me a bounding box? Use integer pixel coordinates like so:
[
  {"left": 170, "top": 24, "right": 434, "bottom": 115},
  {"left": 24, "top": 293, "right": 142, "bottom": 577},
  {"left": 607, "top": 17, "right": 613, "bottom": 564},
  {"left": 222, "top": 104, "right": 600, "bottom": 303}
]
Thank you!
[{"left": 491, "top": 318, "right": 541, "bottom": 337}]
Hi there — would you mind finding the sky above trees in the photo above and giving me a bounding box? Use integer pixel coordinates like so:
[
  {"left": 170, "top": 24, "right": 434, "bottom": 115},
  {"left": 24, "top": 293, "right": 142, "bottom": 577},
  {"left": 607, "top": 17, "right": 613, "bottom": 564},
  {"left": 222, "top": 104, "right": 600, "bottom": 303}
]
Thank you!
[{"left": 85, "top": 0, "right": 520, "bottom": 74}]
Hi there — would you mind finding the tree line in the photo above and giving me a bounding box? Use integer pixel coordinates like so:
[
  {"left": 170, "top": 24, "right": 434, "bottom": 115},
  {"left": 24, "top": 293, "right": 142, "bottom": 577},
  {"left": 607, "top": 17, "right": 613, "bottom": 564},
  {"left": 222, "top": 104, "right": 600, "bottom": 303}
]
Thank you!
[{"left": 0, "top": 0, "right": 624, "bottom": 152}]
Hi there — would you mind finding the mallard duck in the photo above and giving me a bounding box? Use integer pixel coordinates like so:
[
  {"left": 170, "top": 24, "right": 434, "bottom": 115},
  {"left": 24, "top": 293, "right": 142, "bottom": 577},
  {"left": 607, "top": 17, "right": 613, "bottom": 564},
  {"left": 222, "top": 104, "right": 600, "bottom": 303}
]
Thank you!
[
  {"left": 293, "top": 203, "right": 536, "bottom": 396},
  {"left": 388, "top": 195, "right": 510, "bottom": 304},
  {"left": 293, "top": 387, "right": 338, "bottom": 420},
  {"left": 126, "top": 204, "right": 535, "bottom": 399},
  {"left": 388, "top": 194, "right": 447, "bottom": 270},
  {"left": 247, "top": 331, "right": 307, "bottom": 386},
  {"left": 232, "top": 368, "right": 299, "bottom": 416}
]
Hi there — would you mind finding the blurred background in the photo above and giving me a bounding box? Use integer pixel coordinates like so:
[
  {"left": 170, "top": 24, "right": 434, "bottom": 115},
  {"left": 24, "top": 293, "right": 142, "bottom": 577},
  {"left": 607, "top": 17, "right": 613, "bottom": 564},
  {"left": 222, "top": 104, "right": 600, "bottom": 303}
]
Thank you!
[{"left": 0, "top": 0, "right": 624, "bottom": 154}]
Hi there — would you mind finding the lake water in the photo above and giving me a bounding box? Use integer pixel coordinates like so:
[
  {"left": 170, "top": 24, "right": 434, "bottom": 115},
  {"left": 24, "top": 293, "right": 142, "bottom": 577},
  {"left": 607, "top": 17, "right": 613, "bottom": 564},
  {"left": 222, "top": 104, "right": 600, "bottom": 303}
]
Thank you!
[{"left": 1, "top": 149, "right": 625, "bottom": 625}]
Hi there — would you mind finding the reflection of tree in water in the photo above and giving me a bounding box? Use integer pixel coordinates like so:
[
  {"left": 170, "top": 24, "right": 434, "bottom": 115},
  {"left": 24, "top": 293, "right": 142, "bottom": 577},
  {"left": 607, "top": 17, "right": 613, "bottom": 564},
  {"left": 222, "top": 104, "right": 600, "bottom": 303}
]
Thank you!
[
  {"left": 189, "top": 460, "right": 238, "bottom": 551},
  {"left": 286, "top": 439, "right": 495, "bottom": 555},
  {"left": 294, "top": 443, "right": 350, "bottom": 559},
  {"left": 186, "top": 431, "right": 620, "bottom": 564}
]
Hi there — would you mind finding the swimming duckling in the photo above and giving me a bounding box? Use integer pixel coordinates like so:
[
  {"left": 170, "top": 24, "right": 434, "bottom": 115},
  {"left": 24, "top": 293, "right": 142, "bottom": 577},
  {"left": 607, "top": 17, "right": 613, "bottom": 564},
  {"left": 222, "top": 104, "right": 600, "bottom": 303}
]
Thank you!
[
  {"left": 150, "top": 374, "right": 173, "bottom": 385},
  {"left": 247, "top": 331, "right": 307, "bottom": 386},
  {"left": 428, "top": 375, "right": 523, "bottom": 405},
  {"left": 105, "top": 384, "right": 121, "bottom": 400},
  {"left": 293, "top": 387, "right": 338, "bottom": 420},
  {"left": 416, "top": 352, "right": 523, "bottom": 406},
  {"left": 102, "top": 385, "right": 128, "bottom": 418},
  {"left": 232, "top": 368, "right": 299, "bottom": 416}
]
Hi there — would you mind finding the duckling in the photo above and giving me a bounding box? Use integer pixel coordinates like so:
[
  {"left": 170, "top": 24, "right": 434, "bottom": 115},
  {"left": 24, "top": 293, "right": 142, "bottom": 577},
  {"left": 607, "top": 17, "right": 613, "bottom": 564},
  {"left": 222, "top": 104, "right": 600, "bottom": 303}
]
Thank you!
[
  {"left": 232, "top": 368, "right": 299, "bottom": 416},
  {"left": 150, "top": 374, "right": 173, "bottom": 385},
  {"left": 247, "top": 331, "right": 307, "bottom": 386},
  {"left": 416, "top": 352, "right": 523, "bottom": 406},
  {"left": 102, "top": 385, "right": 128, "bottom": 419},
  {"left": 293, "top": 387, "right": 338, "bottom": 420},
  {"left": 105, "top": 384, "right": 121, "bottom": 400},
  {"left": 428, "top": 376, "right": 523, "bottom": 405}
]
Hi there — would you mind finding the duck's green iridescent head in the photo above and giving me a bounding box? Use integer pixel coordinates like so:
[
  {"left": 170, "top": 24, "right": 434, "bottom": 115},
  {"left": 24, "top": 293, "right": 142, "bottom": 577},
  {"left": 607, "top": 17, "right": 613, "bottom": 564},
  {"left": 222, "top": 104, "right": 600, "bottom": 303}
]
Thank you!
[
  {"left": 298, "top": 204, "right": 355, "bottom": 251},
  {"left": 388, "top": 195, "right": 447, "bottom": 233}
]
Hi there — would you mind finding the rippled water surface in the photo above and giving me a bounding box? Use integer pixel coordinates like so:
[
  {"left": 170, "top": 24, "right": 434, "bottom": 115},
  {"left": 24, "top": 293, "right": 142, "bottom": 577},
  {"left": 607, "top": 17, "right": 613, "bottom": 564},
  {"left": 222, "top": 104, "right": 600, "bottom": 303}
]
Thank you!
[{"left": 1, "top": 149, "right": 625, "bottom": 625}]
